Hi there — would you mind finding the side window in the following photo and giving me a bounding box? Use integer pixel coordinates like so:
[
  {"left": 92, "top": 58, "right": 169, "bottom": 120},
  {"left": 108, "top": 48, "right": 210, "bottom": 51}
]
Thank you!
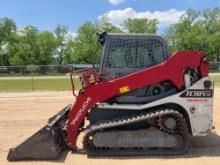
[
  {"left": 151, "top": 40, "right": 165, "bottom": 64},
  {"left": 107, "top": 39, "right": 127, "bottom": 67}
]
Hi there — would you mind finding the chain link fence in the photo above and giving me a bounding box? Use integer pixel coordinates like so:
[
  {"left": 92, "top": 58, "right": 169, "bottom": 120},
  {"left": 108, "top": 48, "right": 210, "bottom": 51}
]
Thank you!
[
  {"left": 0, "top": 64, "right": 93, "bottom": 92},
  {"left": 209, "top": 62, "right": 220, "bottom": 73},
  {"left": 0, "top": 63, "right": 219, "bottom": 92},
  {"left": 0, "top": 64, "right": 94, "bottom": 76},
  {"left": 0, "top": 63, "right": 219, "bottom": 77}
]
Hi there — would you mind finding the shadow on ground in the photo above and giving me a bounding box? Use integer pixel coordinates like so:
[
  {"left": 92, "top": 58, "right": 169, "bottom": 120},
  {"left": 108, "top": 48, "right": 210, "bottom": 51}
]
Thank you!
[
  {"left": 85, "top": 132, "right": 220, "bottom": 160},
  {"left": 186, "top": 132, "right": 220, "bottom": 157},
  {"left": 10, "top": 132, "right": 220, "bottom": 162}
]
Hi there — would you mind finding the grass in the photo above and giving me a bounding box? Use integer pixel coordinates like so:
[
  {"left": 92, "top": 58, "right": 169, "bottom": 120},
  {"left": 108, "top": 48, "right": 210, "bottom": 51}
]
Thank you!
[
  {"left": 212, "top": 75, "right": 220, "bottom": 87},
  {"left": 0, "top": 78, "right": 81, "bottom": 92},
  {"left": 0, "top": 73, "right": 64, "bottom": 77},
  {"left": 0, "top": 75, "right": 220, "bottom": 92}
]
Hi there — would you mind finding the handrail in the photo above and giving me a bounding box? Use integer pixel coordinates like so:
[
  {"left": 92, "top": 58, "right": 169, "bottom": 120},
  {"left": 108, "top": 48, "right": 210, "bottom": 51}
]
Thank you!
[
  {"left": 70, "top": 72, "right": 78, "bottom": 97},
  {"left": 69, "top": 68, "right": 99, "bottom": 97}
]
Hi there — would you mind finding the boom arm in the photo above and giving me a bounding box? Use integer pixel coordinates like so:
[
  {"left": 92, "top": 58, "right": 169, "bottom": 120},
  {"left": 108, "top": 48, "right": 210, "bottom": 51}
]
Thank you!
[{"left": 67, "top": 51, "right": 208, "bottom": 148}]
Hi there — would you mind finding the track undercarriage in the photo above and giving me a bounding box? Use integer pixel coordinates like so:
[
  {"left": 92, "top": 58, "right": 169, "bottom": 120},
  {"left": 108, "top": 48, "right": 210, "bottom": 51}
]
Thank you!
[{"left": 84, "top": 109, "right": 189, "bottom": 156}]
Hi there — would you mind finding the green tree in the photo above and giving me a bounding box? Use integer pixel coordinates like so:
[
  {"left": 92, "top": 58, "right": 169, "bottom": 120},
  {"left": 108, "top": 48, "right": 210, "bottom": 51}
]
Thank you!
[
  {"left": 9, "top": 26, "right": 39, "bottom": 65},
  {"left": 165, "top": 8, "right": 220, "bottom": 61},
  {"left": 123, "top": 18, "right": 158, "bottom": 34},
  {"left": 201, "top": 8, "right": 220, "bottom": 61},
  {"left": 0, "top": 18, "right": 16, "bottom": 44},
  {"left": 0, "top": 18, "right": 17, "bottom": 65},
  {"left": 70, "top": 18, "right": 123, "bottom": 65},
  {"left": 71, "top": 22, "right": 101, "bottom": 65},
  {"left": 63, "top": 39, "right": 75, "bottom": 64},
  {"left": 36, "top": 31, "right": 57, "bottom": 65},
  {"left": 54, "top": 25, "right": 69, "bottom": 65},
  {"left": 9, "top": 26, "right": 58, "bottom": 66},
  {"left": 97, "top": 16, "right": 122, "bottom": 33}
]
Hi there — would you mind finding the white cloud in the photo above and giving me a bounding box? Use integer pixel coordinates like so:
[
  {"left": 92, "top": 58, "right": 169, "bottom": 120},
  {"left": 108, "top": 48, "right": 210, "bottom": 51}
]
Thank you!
[
  {"left": 68, "top": 32, "right": 77, "bottom": 39},
  {"left": 98, "top": 8, "right": 185, "bottom": 28},
  {"left": 108, "top": 0, "right": 126, "bottom": 5},
  {"left": 61, "top": 31, "right": 77, "bottom": 43}
]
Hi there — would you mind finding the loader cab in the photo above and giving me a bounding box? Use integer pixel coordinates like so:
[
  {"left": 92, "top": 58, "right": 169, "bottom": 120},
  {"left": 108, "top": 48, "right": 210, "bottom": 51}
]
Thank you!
[{"left": 98, "top": 33, "right": 168, "bottom": 77}]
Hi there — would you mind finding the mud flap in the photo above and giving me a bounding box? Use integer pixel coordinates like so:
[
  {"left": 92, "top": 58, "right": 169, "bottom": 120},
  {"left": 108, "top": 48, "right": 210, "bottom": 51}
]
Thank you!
[{"left": 7, "top": 105, "right": 71, "bottom": 161}]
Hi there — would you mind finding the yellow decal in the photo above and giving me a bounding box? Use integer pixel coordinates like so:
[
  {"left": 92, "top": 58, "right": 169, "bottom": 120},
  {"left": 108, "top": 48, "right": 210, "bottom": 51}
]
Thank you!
[{"left": 119, "top": 86, "right": 130, "bottom": 94}]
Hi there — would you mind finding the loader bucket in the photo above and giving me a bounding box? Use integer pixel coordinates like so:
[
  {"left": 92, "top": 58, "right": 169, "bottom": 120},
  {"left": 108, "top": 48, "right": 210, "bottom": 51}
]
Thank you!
[{"left": 7, "top": 105, "right": 71, "bottom": 161}]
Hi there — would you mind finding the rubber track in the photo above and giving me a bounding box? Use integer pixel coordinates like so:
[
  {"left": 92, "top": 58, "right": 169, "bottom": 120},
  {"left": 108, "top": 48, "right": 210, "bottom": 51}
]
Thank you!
[{"left": 83, "top": 109, "right": 190, "bottom": 156}]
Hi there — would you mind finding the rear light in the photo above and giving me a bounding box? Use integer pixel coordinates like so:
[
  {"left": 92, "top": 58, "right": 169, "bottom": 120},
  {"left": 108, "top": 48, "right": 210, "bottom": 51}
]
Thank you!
[{"left": 204, "top": 80, "right": 212, "bottom": 89}]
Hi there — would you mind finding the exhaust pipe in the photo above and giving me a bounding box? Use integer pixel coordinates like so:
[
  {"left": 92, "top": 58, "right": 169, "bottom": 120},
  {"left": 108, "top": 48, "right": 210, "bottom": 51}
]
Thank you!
[{"left": 7, "top": 105, "right": 71, "bottom": 161}]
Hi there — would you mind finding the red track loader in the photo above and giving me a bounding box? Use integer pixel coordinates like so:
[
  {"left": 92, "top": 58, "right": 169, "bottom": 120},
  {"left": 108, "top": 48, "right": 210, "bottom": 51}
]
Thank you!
[{"left": 7, "top": 33, "right": 214, "bottom": 161}]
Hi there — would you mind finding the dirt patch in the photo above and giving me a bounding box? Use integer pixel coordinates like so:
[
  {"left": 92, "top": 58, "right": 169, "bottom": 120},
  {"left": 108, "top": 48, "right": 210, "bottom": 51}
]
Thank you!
[{"left": 0, "top": 89, "right": 220, "bottom": 165}]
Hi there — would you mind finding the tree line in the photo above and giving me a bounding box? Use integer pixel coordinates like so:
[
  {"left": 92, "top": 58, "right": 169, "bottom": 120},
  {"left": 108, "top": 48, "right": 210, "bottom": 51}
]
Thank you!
[{"left": 0, "top": 8, "right": 219, "bottom": 67}]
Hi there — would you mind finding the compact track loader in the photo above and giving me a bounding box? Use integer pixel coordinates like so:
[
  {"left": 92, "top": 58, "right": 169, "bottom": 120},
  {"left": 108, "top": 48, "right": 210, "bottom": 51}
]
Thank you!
[{"left": 7, "top": 33, "right": 214, "bottom": 161}]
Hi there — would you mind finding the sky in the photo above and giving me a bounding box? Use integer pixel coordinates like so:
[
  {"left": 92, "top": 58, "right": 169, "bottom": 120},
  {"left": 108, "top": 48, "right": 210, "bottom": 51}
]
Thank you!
[{"left": 0, "top": 0, "right": 219, "bottom": 34}]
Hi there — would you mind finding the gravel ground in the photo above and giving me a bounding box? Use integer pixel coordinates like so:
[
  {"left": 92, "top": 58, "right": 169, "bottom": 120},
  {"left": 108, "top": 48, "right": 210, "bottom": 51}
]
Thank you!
[{"left": 0, "top": 89, "right": 220, "bottom": 165}]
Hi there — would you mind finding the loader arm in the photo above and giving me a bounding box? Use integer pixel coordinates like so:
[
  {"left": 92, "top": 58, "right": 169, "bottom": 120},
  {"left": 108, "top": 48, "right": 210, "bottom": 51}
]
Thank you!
[{"left": 67, "top": 51, "right": 208, "bottom": 148}]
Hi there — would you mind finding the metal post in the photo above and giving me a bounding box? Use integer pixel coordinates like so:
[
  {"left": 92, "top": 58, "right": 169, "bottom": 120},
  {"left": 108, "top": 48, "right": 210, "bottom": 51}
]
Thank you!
[{"left": 31, "top": 66, "right": 34, "bottom": 91}]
